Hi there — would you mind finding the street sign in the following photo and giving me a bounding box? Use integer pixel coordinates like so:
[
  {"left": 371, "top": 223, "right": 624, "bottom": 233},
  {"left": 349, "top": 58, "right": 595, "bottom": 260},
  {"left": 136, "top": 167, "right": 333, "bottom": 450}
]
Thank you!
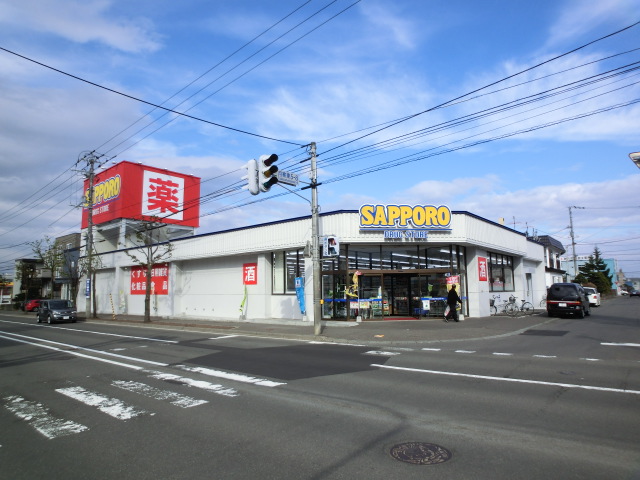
[{"left": 276, "top": 170, "right": 299, "bottom": 186}]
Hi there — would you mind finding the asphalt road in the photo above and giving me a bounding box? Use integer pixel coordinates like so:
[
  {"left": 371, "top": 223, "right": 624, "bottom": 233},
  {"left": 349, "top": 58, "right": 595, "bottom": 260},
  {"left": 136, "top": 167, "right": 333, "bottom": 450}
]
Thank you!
[{"left": 0, "top": 299, "right": 638, "bottom": 479}]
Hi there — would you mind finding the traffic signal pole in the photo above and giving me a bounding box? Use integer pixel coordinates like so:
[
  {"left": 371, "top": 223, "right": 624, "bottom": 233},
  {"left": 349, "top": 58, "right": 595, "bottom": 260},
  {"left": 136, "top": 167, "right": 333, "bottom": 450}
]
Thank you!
[{"left": 310, "top": 142, "right": 322, "bottom": 336}]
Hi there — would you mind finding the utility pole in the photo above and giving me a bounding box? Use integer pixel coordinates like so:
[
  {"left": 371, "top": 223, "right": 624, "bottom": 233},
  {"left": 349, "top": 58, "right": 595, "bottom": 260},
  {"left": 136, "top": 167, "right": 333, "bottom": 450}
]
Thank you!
[
  {"left": 309, "top": 142, "right": 322, "bottom": 336},
  {"left": 568, "top": 206, "right": 585, "bottom": 281},
  {"left": 78, "top": 152, "right": 98, "bottom": 319}
]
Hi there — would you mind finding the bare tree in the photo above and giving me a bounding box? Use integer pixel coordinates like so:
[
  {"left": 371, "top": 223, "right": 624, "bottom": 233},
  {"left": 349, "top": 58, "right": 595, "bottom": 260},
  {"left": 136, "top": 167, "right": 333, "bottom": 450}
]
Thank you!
[
  {"left": 30, "top": 236, "right": 65, "bottom": 299},
  {"left": 123, "top": 220, "right": 173, "bottom": 323}
]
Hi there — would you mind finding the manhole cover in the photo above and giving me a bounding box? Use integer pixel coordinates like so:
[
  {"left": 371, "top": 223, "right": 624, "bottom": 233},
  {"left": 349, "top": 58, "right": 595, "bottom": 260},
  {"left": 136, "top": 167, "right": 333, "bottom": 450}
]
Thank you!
[{"left": 389, "top": 442, "right": 452, "bottom": 465}]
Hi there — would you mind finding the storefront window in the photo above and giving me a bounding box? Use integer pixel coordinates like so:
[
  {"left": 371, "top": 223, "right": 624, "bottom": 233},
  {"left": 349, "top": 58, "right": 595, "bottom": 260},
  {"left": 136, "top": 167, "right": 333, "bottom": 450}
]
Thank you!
[
  {"left": 425, "top": 246, "right": 452, "bottom": 269},
  {"left": 489, "top": 252, "right": 514, "bottom": 292},
  {"left": 272, "top": 250, "right": 304, "bottom": 294},
  {"left": 348, "top": 246, "right": 380, "bottom": 270}
]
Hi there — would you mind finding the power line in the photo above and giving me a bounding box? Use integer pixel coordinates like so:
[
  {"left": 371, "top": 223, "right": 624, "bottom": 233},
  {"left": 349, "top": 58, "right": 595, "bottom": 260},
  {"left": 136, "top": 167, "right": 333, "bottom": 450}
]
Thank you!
[{"left": 0, "top": 45, "right": 302, "bottom": 146}]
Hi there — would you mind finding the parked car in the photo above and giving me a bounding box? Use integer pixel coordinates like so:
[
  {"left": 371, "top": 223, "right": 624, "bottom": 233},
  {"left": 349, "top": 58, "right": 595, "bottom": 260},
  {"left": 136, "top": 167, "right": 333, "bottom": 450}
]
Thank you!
[
  {"left": 23, "top": 299, "right": 41, "bottom": 312},
  {"left": 583, "top": 287, "right": 601, "bottom": 307},
  {"left": 620, "top": 290, "right": 629, "bottom": 296},
  {"left": 630, "top": 290, "right": 640, "bottom": 297},
  {"left": 36, "top": 299, "right": 77, "bottom": 324},
  {"left": 547, "top": 283, "right": 591, "bottom": 318}
]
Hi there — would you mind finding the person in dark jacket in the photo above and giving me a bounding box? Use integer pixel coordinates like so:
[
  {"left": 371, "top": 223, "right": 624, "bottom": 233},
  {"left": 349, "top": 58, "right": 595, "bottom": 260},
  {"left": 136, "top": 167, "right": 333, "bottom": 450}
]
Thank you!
[{"left": 445, "top": 284, "right": 462, "bottom": 322}]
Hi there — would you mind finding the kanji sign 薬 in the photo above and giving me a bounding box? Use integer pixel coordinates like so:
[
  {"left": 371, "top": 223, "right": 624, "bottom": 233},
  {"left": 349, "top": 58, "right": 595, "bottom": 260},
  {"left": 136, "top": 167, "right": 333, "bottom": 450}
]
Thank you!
[
  {"left": 130, "top": 263, "right": 169, "bottom": 295},
  {"left": 142, "top": 170, "right": 183, "bottom": 219}
]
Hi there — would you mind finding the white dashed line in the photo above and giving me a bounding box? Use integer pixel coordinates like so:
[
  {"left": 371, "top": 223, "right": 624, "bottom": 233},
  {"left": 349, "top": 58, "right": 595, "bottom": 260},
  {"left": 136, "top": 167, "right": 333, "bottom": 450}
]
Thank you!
[
  {"left": 421, "top": 348, "right": 442, "bottom": 351},
  {"left": 492, "top": 352, "right": 513, "bottom": 356},
  {"left": 455, "top": 350, "right": 476, "bottom": 354}
]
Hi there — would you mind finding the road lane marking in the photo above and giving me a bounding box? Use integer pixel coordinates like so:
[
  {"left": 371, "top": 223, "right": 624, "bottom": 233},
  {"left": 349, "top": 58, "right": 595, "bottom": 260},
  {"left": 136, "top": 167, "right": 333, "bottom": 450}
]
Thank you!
[
  {"left": 372, "top": 364, "right": 640, "bottom": 395},
  {"left": 209, "top": 335, "right": 240, "bottom": 340},
  {"left": 0, "top": 319, "right": 178, "bottom": 343},
  {"left": 455, "top": 350, "right": 476, "bottom": 354},
  {"left": 421, "top": 348, "right": 442, "bottom": 351},
  {"left": 0, "top": 331, "right": 168, "bottom": 367},
  {"left": 533, "top": 355, "right": 557, "bottom": 358},
  {"left": 492, "top": 352, "right": 514, "bottom": 356},
  {"left": 112, "top": 380, "right": 208, "bottom": 408},
  {"left": 176, "top": 365, "right": 286, "bottom": 387},
  {"left": 580, "top": 358, "right": 600, "bottom": 362},
  {"left": 601, "top": 342, "right": 640, "bottom": 347},
  {"left": 0, "top": 333, "right": 145, "bottom": 370},
  {"left": 364, "top": 351, "right": 401, "bottom": 356},
  {"left": 145, "top": 372, "right": 239, "bottom": 397},
  {"left": 3, "top": 395, "right": 89, "bottom": 439},
  {"left": 56, "top": 386, "right": 150, "bottom": 420}
]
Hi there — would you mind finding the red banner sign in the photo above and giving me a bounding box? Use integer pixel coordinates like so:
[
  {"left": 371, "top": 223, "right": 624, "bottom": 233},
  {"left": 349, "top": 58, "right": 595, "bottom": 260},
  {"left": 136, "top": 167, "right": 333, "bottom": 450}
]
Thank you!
[
  {"left": 478, "top": 257, "right": 488, "bottom": 281},
  {"left": 243, "top": 263, "right": 258, "bottom": 285},
  {"left": 130, "top": 263, "right": 169, "bottom": 295}
]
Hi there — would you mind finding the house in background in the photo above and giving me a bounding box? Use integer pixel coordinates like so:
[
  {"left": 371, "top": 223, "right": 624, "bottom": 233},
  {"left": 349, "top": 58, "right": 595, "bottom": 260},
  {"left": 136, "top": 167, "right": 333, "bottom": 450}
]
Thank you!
[{"left": 536, "top": 235, "right": 566, "bottom": 288}]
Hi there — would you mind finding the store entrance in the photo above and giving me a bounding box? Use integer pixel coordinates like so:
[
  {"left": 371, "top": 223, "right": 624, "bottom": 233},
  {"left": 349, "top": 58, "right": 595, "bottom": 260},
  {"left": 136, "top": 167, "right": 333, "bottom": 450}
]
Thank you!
[{"left": 359, "top": 273, "right": 429, "bottom": 318}]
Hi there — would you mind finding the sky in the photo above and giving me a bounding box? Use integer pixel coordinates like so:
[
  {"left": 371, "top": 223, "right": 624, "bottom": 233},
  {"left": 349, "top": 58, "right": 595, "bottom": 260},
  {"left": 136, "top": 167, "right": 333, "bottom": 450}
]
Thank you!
[{"left": 0, "top": 0, "right": 639, "bottom": 281}]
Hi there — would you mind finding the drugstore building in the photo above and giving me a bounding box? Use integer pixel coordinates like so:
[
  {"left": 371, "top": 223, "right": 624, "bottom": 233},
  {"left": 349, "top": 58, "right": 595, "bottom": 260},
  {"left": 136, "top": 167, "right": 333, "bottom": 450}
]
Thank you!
[{"left": 85, "top": 206, "right": 546, "bottom": 323}]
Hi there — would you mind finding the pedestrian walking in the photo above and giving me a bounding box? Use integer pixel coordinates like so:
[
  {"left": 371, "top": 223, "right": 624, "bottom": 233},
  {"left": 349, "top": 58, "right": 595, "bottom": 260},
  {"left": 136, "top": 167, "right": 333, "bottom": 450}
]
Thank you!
[{"left": 444, "top": 284, "right": 462, "bottom": 322}]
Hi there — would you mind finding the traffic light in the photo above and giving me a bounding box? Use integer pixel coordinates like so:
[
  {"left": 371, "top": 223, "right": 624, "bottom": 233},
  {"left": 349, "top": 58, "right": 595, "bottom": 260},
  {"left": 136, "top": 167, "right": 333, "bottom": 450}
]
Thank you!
[
  {"left": 259, "top": 154, "right": 279, "bottom": 192},
  {"left": 245, "top": 159, "right": 259, "bottom": 195}
]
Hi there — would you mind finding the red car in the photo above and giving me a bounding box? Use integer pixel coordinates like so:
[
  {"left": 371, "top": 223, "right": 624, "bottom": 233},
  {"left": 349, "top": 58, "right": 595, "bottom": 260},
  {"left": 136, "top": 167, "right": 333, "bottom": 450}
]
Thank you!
[{"left": 23, "top": 299, "right": 41, "bottom": 312}]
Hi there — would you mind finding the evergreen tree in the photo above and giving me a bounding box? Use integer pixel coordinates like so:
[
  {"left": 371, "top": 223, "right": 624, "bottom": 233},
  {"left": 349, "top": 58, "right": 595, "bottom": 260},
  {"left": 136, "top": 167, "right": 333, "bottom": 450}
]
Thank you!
[{"left": 576, "top": 247, "right": 612, "bottom": 294}]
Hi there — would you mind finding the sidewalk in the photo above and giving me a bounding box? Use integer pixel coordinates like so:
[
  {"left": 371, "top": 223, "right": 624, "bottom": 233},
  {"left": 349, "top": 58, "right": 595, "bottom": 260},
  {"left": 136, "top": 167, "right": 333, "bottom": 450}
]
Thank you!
[{"left": 84, "top": 313, "right": 555, "bottom": 347}]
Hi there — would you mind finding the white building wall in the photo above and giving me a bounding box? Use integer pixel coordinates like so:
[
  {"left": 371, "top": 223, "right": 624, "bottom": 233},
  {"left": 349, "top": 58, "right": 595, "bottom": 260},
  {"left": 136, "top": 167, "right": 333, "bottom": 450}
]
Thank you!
[{"left": 81, "top": 211, "right": 546, "bottom": 322}]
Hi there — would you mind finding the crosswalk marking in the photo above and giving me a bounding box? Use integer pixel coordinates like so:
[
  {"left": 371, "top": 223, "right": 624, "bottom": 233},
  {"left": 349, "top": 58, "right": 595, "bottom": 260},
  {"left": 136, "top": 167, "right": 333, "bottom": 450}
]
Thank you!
[
  {"left": 3, "top": 395, "right": 88, "bottom": 439},
  {"left": 113, "top": 380, "right": 208, "bottom": 408},
  {"left": 146, "top": 371, "right": 239, "bottom": 397},
  {"left": 364, "top": 351, "right": 401, "bottom": 356},
  {"left": 177, "top": 365, "right": 286, "bottom": 387},
  {"left": 56, "top": 386, "right": 150, "bottom": 420}
]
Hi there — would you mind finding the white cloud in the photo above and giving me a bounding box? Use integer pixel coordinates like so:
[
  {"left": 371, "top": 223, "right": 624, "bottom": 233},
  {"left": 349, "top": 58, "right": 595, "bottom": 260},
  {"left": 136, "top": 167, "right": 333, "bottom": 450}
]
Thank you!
[
  {"left": 546, "top": 0, "right": 639, "bottom": 47},
  {"left": 0, "top": 0, "right": 162, "bottom": 53}
]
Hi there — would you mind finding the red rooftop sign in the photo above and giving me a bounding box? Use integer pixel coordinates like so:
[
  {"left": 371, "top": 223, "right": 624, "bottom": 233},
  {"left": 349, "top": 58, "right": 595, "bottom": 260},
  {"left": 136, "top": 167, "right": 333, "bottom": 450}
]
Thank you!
[{"left": 81, "top": 161, "right": 200, "bottom": 228}]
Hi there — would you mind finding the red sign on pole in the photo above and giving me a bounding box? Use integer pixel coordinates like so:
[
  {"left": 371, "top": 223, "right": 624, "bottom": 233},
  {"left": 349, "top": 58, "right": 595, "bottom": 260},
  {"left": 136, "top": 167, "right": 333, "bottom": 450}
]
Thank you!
[
  {"left": 478, "top": 257, "right": 488, "bottom": 281},
  {"left": 243, "top": 263, "right": 258, "bottom": 285},
  {"left": 130, "top": 263, "right": 169, "bottom": 295}
]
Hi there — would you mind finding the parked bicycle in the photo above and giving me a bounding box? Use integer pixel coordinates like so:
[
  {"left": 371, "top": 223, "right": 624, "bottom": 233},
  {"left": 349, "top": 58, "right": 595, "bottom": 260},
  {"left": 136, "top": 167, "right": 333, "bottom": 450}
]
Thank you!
[
  {"left": 490, "top": 295, "right": 518, "bottom": 316},
  {"left": 539, "top": 294, "right": 547, "bottom": 308},
  {"left": 511, "top": 295, "right": 535, "bottom": 315}
]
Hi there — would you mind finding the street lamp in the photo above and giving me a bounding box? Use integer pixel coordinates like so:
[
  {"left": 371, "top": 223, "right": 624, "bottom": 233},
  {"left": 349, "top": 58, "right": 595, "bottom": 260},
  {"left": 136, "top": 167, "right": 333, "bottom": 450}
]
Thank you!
[{"left": 629, "top": 152, "right": 640, "bottom": 169}]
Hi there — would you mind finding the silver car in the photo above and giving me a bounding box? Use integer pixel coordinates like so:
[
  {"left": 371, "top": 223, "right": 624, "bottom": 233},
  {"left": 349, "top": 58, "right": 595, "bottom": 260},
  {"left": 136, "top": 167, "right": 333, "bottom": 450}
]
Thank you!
[{"left": 37, "top": 300, "right": 77, "bottom": 324}]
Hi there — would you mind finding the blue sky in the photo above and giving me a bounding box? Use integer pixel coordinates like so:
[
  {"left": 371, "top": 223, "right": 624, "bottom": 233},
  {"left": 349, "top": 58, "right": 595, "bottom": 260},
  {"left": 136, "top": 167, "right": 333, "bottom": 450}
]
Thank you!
[{"left": 0, "top": 0, "right": 639, "bottom": 280}]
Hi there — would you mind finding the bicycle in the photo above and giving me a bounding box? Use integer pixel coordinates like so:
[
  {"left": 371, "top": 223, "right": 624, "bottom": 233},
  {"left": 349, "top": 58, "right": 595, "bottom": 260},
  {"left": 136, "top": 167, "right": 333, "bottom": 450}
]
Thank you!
[
  {"left": 511, "top": 296, "right": 535, "bottom": 315},
  {"left": 490, "top": 295, "right": 518, "bottom": 316},
  {"left": 539, "top": 294, "right": 547, "bottom": 308}
]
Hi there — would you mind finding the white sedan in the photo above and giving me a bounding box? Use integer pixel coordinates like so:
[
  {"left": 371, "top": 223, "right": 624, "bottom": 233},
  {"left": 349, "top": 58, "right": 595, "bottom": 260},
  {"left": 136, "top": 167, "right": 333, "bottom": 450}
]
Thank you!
[{"left": 583, "top": 287, "right": 601, "bottom": 306}]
